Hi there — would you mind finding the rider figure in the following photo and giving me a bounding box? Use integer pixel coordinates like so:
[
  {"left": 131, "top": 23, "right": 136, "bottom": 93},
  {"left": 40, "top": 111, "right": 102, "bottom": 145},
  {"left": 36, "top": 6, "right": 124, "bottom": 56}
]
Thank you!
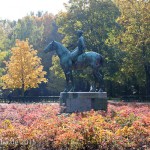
[
  {"left": 77, "top": 30, "right": 85, "bottom": 55},
  {"left": 72, "top": 30, "right": 86, "bottom": 62}
]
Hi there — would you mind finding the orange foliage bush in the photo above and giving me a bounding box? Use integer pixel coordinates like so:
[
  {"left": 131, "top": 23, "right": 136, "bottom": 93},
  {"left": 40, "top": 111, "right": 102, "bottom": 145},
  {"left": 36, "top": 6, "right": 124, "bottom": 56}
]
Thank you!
[{"left": 0, "top": 103, "right": 149, "bottom": 150}]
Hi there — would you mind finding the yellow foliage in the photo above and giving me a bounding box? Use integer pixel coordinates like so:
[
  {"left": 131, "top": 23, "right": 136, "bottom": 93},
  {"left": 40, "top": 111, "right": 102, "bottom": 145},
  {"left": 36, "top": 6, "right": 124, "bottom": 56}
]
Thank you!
[
  {"left": 1, "top": 39, "right": 47, "bottom": 91},
  {"left": 115, "top": 126, "right": 135, "bottom": 137}
]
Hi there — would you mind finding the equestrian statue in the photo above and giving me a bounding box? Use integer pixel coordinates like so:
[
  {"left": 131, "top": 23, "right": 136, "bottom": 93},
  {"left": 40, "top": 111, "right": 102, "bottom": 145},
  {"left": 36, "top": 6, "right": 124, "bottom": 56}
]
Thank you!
[{"left": 44, "top": 30, "right": 104, "bottom": 92}]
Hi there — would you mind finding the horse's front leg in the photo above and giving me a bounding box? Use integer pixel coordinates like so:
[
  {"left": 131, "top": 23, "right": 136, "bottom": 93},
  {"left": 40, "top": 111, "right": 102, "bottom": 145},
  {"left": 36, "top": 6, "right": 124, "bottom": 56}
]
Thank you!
[
  {"left": 64, "top": 70, "right": 75, "bottom": 92},
  {"left": 69, "top": 70, "right": 75, "bottom": 92},
  {"left": 62, "top": 59, "right": 75, "bottom": 92},
  {"left": 63, "top": 72, "right": 70, "bottom": 92}
]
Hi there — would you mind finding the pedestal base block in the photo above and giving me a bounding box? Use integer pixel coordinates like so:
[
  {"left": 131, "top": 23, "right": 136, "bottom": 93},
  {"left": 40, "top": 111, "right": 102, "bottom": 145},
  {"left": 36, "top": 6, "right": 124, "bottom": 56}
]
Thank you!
[{"left": 60, "top": 92, "right": 107, "bottom": 113}]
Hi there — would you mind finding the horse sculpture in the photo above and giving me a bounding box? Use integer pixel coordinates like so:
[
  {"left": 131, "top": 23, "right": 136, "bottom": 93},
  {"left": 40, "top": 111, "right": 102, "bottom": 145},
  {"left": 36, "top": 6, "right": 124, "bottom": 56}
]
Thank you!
[{"left": 44, "top": 41, "right": 104, "bottom": 92}]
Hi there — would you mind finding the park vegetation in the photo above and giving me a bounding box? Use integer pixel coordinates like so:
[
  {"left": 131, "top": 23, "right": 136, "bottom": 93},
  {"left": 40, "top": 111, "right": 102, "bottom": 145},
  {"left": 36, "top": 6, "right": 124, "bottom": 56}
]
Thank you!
[
  {"left": 0, "top": 103, "right": 149, "bottom": 149},
  {"left": 0, "top": 0, "right": 149, "bottom": 98},
  {"left": 1, "top": 39, "right": 47, "bottom": 96},
  {"left": 0, "top": 1, "right": 149, "bottom": 149}
]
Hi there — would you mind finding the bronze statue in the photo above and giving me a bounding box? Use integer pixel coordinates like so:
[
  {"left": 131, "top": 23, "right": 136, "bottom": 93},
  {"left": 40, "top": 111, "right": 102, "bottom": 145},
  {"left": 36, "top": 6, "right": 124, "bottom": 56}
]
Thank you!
[
  {"left": 72, "top": 30, "right": 85, "bottom": 62},
  {"left": 44, "top": 32, "right": 104, "bottom": 92}
]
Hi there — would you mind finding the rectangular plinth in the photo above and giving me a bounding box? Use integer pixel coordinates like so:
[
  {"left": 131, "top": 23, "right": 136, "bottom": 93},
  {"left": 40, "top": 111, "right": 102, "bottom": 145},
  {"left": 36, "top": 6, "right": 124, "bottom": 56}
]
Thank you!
[{"left": 60, "top": 92, "right": 107, "bottom": 113}]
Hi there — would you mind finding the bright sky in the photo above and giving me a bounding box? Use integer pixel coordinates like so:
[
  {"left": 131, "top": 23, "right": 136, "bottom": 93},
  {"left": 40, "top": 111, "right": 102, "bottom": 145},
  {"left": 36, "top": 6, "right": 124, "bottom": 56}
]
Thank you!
[{"left": 0, "top": 0, "right": 68, "bottom": 20}]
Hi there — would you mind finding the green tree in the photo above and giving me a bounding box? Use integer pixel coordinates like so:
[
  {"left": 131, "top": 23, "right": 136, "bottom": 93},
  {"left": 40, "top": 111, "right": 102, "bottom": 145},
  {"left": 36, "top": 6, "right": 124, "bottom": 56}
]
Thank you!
[
  {"left": 0, "top": 21, "right": 10, "bottom": 86},
  {"left": 57, "top": 0, "right": 119, "bottom": 53},
  {"left": 36, "top": 12, "right": 62, "bottom": 73},
  {"left": 34, "top": 12, "right": 63, "bottom": 94},
  {"left": 46, "top": 70, "right": 65, "bottom": 95},
  {"left": 53, "top": 0, "right": 120, "bottom": 93},
  {"left": 112, "top": 0, "right": 150, "bottom": 95},
  {"left": 12, "top": 15, "right": 44, "bottom": 49}
]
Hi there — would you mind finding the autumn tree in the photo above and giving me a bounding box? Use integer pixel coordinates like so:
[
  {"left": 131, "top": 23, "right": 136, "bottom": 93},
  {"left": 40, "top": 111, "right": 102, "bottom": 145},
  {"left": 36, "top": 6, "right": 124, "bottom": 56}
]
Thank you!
[
  {"left": 111, "top": 0, "right": 150, "bottom": 95},
  {"left": 7, "top": 12, "right": 63, "bottom": 95},
  {"left": 1, "top": 39, "right": 47, "bottom": 96}
]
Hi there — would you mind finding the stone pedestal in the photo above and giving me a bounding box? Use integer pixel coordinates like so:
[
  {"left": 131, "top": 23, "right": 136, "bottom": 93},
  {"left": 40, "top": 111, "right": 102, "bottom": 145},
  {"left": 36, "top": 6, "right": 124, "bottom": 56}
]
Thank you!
[{"left": 60, "top": 92, "right": 107, "bottom": 113}]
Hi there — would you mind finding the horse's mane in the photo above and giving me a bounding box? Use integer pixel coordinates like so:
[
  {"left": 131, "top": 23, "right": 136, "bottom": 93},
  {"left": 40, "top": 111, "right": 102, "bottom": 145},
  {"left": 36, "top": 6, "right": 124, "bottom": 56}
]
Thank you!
[{"left": 55, "top": 41, "right": 70, "bottom": 54}]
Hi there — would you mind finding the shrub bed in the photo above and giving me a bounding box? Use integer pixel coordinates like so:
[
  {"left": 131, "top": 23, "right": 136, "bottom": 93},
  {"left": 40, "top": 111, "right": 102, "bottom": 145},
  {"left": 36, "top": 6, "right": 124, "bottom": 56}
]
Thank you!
[{"left": 0, "top": 102, "right": 149, "bottom": 150}]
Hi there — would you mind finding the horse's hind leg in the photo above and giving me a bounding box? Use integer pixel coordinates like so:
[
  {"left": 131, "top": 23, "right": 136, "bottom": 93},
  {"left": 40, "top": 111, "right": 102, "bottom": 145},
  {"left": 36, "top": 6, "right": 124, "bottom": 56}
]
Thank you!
[
  {"left": 89, "top": 70, "right": 97, "bottom": 92},
  {"left": 93, "top": 69, "right": 104, "bottom": 92}
]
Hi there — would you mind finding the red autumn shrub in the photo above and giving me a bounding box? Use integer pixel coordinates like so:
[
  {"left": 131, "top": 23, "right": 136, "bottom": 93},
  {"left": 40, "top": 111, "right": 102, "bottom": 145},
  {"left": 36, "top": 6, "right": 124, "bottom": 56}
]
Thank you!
[{"left": 0, "top": 102, "right": 149, "bottom": 150}]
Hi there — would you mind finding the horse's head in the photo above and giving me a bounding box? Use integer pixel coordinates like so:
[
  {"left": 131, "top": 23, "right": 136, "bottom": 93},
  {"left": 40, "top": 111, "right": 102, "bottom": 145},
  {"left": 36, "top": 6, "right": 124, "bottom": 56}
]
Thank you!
[{"left": 44, "top": 41, "right": 56, "bottom": 53}]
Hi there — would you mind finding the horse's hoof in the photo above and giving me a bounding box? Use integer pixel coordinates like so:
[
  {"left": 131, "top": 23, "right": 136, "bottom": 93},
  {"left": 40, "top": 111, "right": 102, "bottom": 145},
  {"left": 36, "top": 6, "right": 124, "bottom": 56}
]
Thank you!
[
  {"left": 96, "top": 89, "right": 99, "bottom": 92},
  {"left": 63, "top": 89, "right": 69, "bottom": 92},
  {"left": 89, "top": 89, "right": 96, "bottom": 92},
  {"left": 99, "top": 88, "right": 103, "bottom": 92},
  {"left": 69, "top": 88, "right": 75, "bottom": 92}
]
